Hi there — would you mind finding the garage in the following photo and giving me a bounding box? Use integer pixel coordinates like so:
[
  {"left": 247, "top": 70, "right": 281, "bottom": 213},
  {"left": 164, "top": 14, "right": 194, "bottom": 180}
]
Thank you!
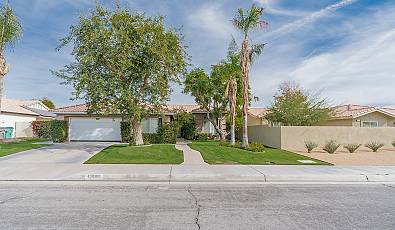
[{"left": 69, "top": 117, "right": 122, "bottom": 141}]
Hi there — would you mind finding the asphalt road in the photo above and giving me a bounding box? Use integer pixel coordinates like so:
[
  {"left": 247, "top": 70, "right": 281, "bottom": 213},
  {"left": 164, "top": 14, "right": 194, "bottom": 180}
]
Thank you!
[{"left": 0, "top": 182, "right": 394, "bottom": 230}]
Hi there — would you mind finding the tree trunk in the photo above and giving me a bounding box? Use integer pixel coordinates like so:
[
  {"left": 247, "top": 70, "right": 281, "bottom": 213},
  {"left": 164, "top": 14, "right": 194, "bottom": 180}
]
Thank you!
[
  {"left": 0, "top": 48, "right": 9, "bottom": 128},
  {"left": 240, "top": 38, "right": 251, "bottom": 148},
  {"left": 130, "top": 117, "right": 144, "bottom": 145},
  {"left": 206, "top": 113, "right": 226, "bottom": 141}
]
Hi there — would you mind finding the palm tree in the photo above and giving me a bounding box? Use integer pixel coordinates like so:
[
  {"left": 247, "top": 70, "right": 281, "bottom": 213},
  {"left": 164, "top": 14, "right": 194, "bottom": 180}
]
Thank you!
[
  {"left": 225, "top": 75, "right": 237, "bottom": 145},
  {"left": 0, "top": 4, "right": 22, "bottom": 118},
  {"left": 232, "top": 4, "right": 265, "bottom": 148}
]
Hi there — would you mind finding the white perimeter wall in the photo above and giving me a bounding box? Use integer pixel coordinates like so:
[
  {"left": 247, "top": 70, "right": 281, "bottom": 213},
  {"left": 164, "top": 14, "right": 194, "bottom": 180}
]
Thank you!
[{"left": 0, "top": 113, "right": 36, "bottom": 138}]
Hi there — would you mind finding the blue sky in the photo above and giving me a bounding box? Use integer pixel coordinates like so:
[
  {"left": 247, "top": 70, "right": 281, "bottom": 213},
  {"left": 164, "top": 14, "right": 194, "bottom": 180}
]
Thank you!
[{"left": 4, "top": 0, "right": 395, "bottom": 107}]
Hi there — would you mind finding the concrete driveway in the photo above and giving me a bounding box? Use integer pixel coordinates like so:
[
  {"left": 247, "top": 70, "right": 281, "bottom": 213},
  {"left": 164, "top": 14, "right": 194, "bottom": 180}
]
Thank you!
[{"left": 0, "top": 142, "right": 113, "bottom": 164}]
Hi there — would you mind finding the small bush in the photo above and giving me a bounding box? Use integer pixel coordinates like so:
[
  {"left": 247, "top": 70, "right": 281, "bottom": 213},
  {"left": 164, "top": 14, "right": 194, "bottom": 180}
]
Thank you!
[
  {"left": 195, "top": 133, "right": 209, "bottom": 141},
  {"left": 365, "top": 142, "right": 384, "bottom": 152},
  {"left": 392, "top": 140, "right": 395, "bottom": 147},
  {"left": 31, "top": 120, "right": 67, "bottom": 143},
  {"left": 143, "top": 133, "right": 161, "bottom": 144},
  {"left": 304, "top": 141, "right": 318, "bottom": 153},
  {"left": 120, "top": 121, "right": 131, "bottom": 143},
  {"left": 343, "top": 143, "right": 362, "bottom": 153},
  {"left": 157, "top": 123, "right": 178, "bottom": 144},
  {"left": 219, "top": 141, "right": 265, "bottom": 152},
  {"left": 323, "top": 140, "right": 340, "bottom": 154},
  {"left": 247, "top": 142, "right": 265, "bottom": 152}
]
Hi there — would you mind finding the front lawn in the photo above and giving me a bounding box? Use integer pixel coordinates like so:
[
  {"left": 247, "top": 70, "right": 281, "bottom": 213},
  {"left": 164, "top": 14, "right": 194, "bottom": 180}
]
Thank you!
[
  {"left": 0, "top": 138, "right": 49, "bottom": 158},
  {"left": 85, "top": 144, "right": 184, "bottom": 164},
  {"left": 188, "top": 141, "right": 330, "bottom": 165}
]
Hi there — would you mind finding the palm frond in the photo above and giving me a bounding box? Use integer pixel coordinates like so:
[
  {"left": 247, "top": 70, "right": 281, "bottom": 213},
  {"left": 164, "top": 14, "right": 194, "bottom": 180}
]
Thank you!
[{"left": 250, "top": 43, "right": 265, "bottom": 62}]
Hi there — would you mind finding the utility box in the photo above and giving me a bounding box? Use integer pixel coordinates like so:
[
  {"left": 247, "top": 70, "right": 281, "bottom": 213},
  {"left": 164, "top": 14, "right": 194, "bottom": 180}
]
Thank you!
[{"left": 0, "top": 127, "right": 14, "bottom": 139}]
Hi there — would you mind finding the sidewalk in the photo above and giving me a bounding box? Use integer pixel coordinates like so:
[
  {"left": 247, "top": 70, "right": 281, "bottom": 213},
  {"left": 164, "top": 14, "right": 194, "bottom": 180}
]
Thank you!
[{"left": 2, "top": 163, "right": 395, "bottom": 183}]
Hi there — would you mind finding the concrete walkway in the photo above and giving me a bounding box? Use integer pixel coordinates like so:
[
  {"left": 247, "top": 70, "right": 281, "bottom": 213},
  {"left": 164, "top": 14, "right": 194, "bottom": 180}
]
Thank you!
[{"left": 175, "top": 141, "right": 208, "bottom": 165}]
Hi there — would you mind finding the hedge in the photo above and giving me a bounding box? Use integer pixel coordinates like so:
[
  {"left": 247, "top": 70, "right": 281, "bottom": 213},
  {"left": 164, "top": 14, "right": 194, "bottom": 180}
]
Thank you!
[
  {"left": 32, "top": 120, "right": 68, "bottom": 143},
  {"left": 120, "top": 121, "right": 178, "bottom": 145}
]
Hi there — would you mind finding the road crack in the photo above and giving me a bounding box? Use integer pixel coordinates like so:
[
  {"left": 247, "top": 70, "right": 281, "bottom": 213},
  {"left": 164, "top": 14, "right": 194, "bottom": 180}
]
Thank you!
[
  {"left": 187, "top": 186, "right": 201, "bottom": 230},
  {"left": 0, "top": 196, "right": 25, "bottom": 205}
]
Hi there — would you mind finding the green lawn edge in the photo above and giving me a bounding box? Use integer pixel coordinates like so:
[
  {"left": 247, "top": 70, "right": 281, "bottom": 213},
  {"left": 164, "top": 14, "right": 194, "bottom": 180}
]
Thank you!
[
  {"left": 84, "top": 144, "right": 184, "bottom": 164},
  {"left": 0, "top": 138, "right": 50, "bottom": 158},
  {"left": 188, "top": 141, "right": 331, "bottom": 165}
]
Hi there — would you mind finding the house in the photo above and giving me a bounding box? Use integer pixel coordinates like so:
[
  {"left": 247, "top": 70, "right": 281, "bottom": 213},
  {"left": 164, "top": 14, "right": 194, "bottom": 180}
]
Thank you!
[
  {"left": 52, "top": 104, "right": 225, "bottom": 142},
  {"left": 247, "top": 104, "right": 395, "bottom": 128},
  {"left": 0, "top": 99, "right": 55, "bottom": 138},
  {"left": 318, "top": 104, "right": 395, "bottom": 127}
]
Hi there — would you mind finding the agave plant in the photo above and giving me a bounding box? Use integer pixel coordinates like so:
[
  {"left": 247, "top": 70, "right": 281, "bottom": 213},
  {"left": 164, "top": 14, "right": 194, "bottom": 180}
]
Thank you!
[
  {"left": 304, "top": 141, "right": 318, "bottom": 153},
  {"left": 365, "top": 142, "right": 384, "bottom": 152},
  {"left": 343, "top": 143, "right": 362, "bottom": 153},
  {"left": 323, "top": 140, "right": 340, "bottom": 154},
  {"left": 392, "top": 140, "right": 395, "bottom": 148}
]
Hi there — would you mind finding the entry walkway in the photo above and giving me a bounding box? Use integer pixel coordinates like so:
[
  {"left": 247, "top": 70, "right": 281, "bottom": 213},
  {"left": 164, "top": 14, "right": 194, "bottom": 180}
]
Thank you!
[{"left": 175, "top": 141, "right": 208, "bottom": 165}]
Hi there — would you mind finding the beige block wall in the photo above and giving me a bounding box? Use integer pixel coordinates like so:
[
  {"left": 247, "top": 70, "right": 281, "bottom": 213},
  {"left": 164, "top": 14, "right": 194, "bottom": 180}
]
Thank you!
[
  {"left": 248, "top": 126, "right": 282, "bottom": 148},
  {"left": 249, "top": 125, "right": 395, "bottom": 151}
]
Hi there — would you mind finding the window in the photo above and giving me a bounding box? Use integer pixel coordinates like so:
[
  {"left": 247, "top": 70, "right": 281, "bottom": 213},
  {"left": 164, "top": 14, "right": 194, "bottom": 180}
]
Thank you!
[
  {"left": 203, "top": 120, "right": 216, "bottom": 134},
  {"left": 362, "top": 121, "right": 378, "bottom": 127},
  {"left": 142, "top": 118, "right": 159, "bottom": 133}
]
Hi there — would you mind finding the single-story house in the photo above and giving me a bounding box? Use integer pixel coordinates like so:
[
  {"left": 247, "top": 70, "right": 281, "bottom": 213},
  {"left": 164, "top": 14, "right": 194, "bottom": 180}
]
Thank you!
[
  {"left": 52, "top": 104, "right": 225, "bottom": 142},
  {"left": 318, "top": 104, "right": 395, "bottom": 127},
  {"left": 0, "top": 98, "right": 55, "bottom": 138},
  {"left": 247, "top": 104, "right": 395, "bottom": 128}
]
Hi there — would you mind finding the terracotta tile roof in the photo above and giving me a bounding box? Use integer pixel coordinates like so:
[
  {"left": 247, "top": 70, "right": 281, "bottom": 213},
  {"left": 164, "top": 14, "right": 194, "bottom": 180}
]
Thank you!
[
  {"left": 331, "top": 104, "right": 395, "bottom": 119},
  {"left": 249, "top": 108, "right": 269, "bottom": 118},
  {"left": 1, "top": 98, "right": 41, "bottom": 115}
]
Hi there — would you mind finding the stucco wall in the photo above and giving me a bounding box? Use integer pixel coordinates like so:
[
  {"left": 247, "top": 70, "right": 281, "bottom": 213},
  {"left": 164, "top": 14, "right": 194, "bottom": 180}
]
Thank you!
[
  {"left": 15, "top": 122, "right": 34, "bottom": 138},
  {"left": 248, "top": 126, "right": 282, "bottom": 148},
  {"left": 317, "top": 119, "right": 352, "bottom": 126},
  {"left": 249, "top": 125, "right": 395, "bottom": 151},
  {"left": 0, "top": 113, "right": 37, "bottom": 138}
]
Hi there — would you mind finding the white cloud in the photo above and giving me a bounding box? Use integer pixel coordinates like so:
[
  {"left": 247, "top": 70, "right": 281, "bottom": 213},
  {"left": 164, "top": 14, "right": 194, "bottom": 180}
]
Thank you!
[
  {"left": 263, "top": 0, "right": 358, "bottom": 40},
  {"left": 255, "top": 0, "right": 309, "bottom": 17},
  {"left": 187, "top": 3, "right": 235, "bottom": 41}
]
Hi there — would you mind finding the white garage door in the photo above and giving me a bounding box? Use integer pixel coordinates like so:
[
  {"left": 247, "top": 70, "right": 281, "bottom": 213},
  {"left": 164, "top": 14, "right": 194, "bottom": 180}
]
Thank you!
[{"left": 70, "top": 118, "right": 121, "bottom": 141}]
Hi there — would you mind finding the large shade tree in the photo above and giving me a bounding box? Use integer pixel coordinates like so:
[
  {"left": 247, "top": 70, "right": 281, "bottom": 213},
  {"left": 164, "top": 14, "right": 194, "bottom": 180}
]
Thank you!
[
  {"left": 0, "top": 4, "right": 22, "bottom": 117},
  {"left": 232, "top": 4, "right": 266, "bottom": 147},
  {"left": 266, "top": 82, "right": 333, "bottom": 126},
  {"left": 54, "top": 4, "right": 187, "bottom": 145}
]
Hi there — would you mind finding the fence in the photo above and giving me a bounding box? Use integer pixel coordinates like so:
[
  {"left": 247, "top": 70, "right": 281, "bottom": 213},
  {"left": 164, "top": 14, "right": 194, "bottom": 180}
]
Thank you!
[
  {"left": 248, "top": 125, "right": 395, "bottom": 151},
  {"left": 15, "top": 122, "right": 33, "bottom": 138}
]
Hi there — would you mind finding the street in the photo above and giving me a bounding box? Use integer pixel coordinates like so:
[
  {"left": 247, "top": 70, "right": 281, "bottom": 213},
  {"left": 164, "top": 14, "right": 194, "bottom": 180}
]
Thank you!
[{"left": 0, "top": 182, "right": 394, "bottom": 229}]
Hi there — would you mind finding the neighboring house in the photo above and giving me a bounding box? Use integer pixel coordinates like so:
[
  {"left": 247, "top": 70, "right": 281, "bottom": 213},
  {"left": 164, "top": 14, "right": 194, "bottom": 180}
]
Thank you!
[
  {"left": 0, "top": 99, "right": 55, "bottom": 138},
  {"left": 52, "top": 104, "right": 225, "bottom": 142},
  {"left": 318, "top": 104, "right": 395, "bottom": 127},
  {"left": 247, "top": 104, "right": 395, "bottom": 128}
]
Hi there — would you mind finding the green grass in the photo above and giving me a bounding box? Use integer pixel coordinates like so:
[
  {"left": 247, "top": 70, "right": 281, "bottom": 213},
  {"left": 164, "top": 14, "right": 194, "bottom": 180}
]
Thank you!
[
  {"left": 188, "top": 141, "right": 330, "bottom": 165},
  {"left": 0, "top": 138, "right": 49, "bottom": 158},
  {"left": 85, "top": 144, "right": 184, "bottom": 164}
]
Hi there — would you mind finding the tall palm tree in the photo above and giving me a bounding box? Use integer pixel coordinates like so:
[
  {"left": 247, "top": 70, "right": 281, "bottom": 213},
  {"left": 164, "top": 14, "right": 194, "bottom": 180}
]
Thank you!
[
  {"left": 0, "top": 4, "right": 22, "bottom": 119},
  {"left": 232, "top": 4, "right": 265, "bottom": 148},
  {"left": 225, "top": 75, "right": 237, "bottom": 145}
]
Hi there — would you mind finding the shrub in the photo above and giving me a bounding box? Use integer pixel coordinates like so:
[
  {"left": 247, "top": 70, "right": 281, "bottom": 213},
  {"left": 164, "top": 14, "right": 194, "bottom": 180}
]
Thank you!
[
  {"left": 143, "top": 133, "right": 161, "bottom": 144},
  {"left": 157, "top": 123, "right": 178, "bottom": 144},
  {"left": 343, "top": 143, "right": 362, "bottom": 153},
  {"left": 304, "top": 141, "right": 318, "bottom": 153},
  {"left": 365, "top": 142, "right": 384, "bottom": 152},
  {"left": 247, "top": 142, "right": 265, "bottom": 152},
  {"left": 31, "top": 120, "right": 68, "bottom": 143},
  {"left": 392, "top": 140, "right": 395, "bottom": 147},
  {"left": 323, "top": 140, "right": 340, "bottom": 154},
  {"left": 219, "top": 140, "right": 265, "bottom": 152},
  {"left": 120, "top": 121, "right": 131, "bottom": 143},
  {"left": 195, "top": 133, "right": 209, "bottom": 141},
  {"left": 175, "top": 112, "right": 196, "bottom": 140}
]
